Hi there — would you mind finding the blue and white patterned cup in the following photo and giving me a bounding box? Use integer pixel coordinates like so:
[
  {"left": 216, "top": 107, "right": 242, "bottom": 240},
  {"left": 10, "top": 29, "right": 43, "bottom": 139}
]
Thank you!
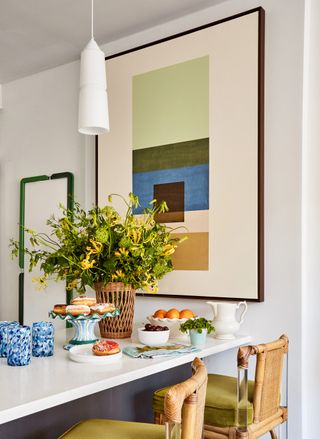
[
  {"left": 7, "top": 325, "right": 31, "bottom": 366},
  {"left": 32, "top": 321, "right": 54, "bottom": 357},
  {"left": 0, "top": 321, "right": 20, "bottom": 357}
]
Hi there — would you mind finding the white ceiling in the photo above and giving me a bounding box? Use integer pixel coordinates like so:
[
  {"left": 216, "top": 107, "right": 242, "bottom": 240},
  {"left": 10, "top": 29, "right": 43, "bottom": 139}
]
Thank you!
[{"left": 0, "top": 0, "right": 226, "bottom": 84}]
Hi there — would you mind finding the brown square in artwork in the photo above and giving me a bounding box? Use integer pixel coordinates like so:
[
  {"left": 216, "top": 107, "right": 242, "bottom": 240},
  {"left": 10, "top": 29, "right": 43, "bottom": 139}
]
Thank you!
[{"left": 154, "top": 182, "right": 184, "bottom": 223}]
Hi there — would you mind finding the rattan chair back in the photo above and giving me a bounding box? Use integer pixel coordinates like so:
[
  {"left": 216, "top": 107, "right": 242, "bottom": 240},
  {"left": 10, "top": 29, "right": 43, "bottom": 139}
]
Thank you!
[
  {"left": 253, "top": 335, "right": 288, "bottom": 423},
  {"left": 164, "top": 357, "right": 208, "bottom": 439},
  {"left": 238, "top": 334, "right": 289, "bottom": 424}
]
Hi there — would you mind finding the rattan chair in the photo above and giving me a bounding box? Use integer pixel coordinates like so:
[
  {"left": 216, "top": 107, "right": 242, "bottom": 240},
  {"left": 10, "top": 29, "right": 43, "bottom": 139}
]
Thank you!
[
  {"left": 153, "top": 335, "right": 288, "bottom": 439},
  {"left": 59, "top": 357, "right": 208, "bottom": 439}
]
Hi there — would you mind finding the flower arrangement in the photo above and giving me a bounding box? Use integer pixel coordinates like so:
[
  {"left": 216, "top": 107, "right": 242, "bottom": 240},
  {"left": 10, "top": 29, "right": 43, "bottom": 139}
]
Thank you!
[
  {"left": 10, "top": 193, "right": 184, "bottom": 294},
  {"left": 180, "top": 317, "right": 215, "bottom": 334}
]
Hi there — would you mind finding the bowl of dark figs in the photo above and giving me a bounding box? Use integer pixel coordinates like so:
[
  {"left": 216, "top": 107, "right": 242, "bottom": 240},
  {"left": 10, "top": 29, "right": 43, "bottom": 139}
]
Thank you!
[{"left": 137, "top": 323, "right": 170, "bottom": 346}]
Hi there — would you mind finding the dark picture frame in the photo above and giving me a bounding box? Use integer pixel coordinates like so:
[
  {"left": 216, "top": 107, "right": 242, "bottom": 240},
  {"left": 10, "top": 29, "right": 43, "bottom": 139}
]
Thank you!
[{"left": 96, "top": 7, "right": 265, "bottom": 302}]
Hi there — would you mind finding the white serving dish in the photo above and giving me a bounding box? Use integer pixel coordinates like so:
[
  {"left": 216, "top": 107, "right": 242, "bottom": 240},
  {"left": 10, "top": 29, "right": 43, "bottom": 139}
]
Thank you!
[
  {"left": 147, "top": 316, "right": 191, "bottom": 339},
  {"left": 69, "top": 345, "right": 122, "bottom": 364},
  {"left": 137, "top": 327, "right": 170, "bottom": 346}
]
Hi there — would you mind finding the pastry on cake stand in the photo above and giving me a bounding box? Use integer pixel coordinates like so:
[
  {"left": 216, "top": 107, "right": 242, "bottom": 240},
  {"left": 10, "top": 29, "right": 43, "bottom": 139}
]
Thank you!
[{"left": 49, "top": 309, "right": 120, "bottom": 350}]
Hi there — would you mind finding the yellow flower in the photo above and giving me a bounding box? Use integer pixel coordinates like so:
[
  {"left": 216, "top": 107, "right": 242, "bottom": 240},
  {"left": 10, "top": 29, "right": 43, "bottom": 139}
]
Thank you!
[
  {"left": 86, "top": 239, "right": 103, "bottom": 255},
  {"left": 32, "top": 275, "right": 48, "bottom": 290},
  {"left": 114, "top": 247, "right": 129, "bottom": 257},
  {"left": 67, "top": 279, "right": 78, "bottom": 290},
  {"left": 112, "top": 269, "right": 124, "bottom": 281},
  {"left": 162, "top": 244, "right": 177, "bottom": 256},
  {"left": 90, "top": 239, "right": 103, "bottom": 253},
  {"left": 129, "top": 229, "right": 141, "bottom": 244},
  {"left": 82, "top": 240, "right": 102, "bottom": 269},
  {"left": 81, "top": 258, "right": 96, "bottom": 270},
  {"left": 143, "top": 281, "right": 159, "bottom": 294}
]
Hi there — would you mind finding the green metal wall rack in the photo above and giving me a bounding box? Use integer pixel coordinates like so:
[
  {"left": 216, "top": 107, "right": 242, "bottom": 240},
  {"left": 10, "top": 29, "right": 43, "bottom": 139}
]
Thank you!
[{"left": 18, "top": 172, "right": 74, "bottom": 324}]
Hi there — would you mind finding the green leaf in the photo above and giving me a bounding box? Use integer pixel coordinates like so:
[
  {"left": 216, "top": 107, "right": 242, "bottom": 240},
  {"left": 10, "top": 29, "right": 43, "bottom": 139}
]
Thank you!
[
  {"left": 9, "top": 192, "right": 187, "bottom": 292},
  {"left": 180, "top": 318, "right": 215, "bottom": 334}
]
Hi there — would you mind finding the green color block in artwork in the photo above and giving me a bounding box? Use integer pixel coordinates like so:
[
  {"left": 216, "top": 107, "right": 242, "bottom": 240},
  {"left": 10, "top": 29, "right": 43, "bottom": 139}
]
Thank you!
[
  {"left": 132, "top": 56, "right": 209, "bottom": 150},
  {"left": 132, "top": 138, "right": 209, "bottom": 173}
]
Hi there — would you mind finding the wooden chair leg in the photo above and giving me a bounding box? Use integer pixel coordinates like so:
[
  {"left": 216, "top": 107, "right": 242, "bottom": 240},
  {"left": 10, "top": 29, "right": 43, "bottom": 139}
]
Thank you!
[
  {"left": 181, "top": 394, "right": 197, "bottom": 439},
  {"left": 154, "top": 412, "right": 163, "bottom": 424},
  {"left": 269, "top": 430, "right": 278, "bottom": 439},
  {"left": 165, "top": 422, "right": 181, "bottom": 439},
  {"left": 235, "top": 430, "right": 249, "bottom": 439}
]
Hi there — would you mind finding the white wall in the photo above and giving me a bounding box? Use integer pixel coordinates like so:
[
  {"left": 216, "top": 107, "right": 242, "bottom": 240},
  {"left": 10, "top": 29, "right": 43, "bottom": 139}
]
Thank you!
[
  {"left": 302, "top": 0, "right": 320, "bottom": 436},
  {"left": 0, "top": 0, "right": 305, "bottom": 437},
  {"left": 0, "top": 60, "right": 96, "bottom": 320}
]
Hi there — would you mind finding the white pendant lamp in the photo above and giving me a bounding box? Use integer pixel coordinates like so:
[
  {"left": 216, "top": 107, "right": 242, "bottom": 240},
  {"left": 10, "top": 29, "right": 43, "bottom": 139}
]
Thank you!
[{"left": 78, "top": 0, "right": 109, "bottom": 135}]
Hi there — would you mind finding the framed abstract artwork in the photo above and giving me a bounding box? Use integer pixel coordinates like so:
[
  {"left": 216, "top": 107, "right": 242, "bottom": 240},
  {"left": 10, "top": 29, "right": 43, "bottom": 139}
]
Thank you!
[{"left": 96, "top": 7, "right": 265, "bottom": 301}]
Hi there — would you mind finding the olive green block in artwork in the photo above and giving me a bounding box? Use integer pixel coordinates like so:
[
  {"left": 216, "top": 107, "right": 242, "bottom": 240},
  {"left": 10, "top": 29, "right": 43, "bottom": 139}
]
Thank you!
[
  {"left": 132, "top": 138, "right": 209, "bottom": 173},
  {"left": 132, "top": 56, "right": 209, "bottom": 150}
]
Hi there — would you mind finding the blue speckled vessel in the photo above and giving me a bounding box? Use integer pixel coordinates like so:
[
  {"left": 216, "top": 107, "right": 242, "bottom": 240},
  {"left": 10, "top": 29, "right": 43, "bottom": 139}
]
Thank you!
[
  {"left": 32, "top": 321, "right": 54, "bottom": 357},
  {"left": 7, "top": 325, "right": 31, "bottom": 366},
  {"left": 0, "top": 321, "right": 20, "bottom": 357}
]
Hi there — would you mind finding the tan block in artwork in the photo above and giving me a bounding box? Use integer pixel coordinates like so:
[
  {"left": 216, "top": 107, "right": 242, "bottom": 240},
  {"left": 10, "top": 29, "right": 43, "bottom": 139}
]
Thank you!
[{"left": 171, "top": 232, "right": 209, "bottom": 271}]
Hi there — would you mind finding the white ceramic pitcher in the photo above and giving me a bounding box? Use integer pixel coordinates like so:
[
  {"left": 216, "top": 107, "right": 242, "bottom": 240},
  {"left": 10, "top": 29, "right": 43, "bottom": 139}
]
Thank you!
[{"left": 206, "top": 301, "right": 247, "bottom": 339}]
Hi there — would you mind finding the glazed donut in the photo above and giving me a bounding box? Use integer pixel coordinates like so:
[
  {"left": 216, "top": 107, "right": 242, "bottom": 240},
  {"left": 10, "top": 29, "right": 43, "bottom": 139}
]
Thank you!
[
  {"left": 71, "top": 296, "right": 96, "bottom": 307},
  {"left": 66, "top": 305, "right": 90, "bottom": 316},
  {"left": 92, "top": 340, "right": 120, "bottom": 356},
  {"left": 90, "top": 303, "right": 115, "bottom": 315},
  {"left": 53, "top": 304, "right": 67, "bottom": 315}
]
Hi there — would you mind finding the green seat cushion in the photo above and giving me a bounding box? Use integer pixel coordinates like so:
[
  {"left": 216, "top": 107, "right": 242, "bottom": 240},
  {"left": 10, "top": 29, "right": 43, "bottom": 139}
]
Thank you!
[
  {"left": 153, "top": 373, "right": 254, "bottom": 428},
  {"left": 59, "top": 419, "right": 165, "bottom": 439}
]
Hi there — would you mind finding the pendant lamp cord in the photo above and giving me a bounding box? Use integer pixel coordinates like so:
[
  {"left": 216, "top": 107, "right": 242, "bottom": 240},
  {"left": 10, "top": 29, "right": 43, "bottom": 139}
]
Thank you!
[{"left": 91, "top": 0, "right": 94, "bottom": 40}]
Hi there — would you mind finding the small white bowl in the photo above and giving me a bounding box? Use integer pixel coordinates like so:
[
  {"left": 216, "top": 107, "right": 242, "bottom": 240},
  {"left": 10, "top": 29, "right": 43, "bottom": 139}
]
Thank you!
[
  {"left": 147, "top": 316, "right": 192, "bottom": 338},
  {"left": 137, "top": 327, "right": 170, "bottom": 346}
]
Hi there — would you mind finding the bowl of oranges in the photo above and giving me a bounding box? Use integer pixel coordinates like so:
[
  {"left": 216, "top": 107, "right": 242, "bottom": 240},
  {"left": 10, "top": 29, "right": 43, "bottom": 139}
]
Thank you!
[{"left": 147, "top": 309, "right": 196, "bottom": 339}]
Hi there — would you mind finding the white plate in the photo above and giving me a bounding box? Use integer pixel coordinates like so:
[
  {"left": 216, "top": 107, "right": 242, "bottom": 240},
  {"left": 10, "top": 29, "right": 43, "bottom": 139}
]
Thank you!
[{"left": 69, "top": 345, "right": 122, "bottom": 364}]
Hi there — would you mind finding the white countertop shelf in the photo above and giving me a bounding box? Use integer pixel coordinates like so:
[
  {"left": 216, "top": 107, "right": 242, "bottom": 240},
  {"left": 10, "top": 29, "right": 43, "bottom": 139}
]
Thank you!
[{"left": 0, "top": 329, "right": 251, "bottom": 425}]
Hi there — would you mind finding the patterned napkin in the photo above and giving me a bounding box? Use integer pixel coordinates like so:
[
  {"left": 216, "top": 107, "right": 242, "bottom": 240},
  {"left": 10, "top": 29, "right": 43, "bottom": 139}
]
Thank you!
[{"left": 123, "top": 343, "right": 200, "bottom": 359}]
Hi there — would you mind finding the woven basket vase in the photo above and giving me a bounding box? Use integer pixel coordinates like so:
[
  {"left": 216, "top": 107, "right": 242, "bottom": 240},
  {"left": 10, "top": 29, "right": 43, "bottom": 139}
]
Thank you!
[{"left": 95, "top": 282, "right": 136, "bottom": 339}]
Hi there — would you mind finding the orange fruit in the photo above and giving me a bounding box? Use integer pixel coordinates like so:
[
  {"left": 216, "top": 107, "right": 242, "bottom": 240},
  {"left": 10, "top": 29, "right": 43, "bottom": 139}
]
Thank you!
[
  {"left": 179, "top": 309, "right": 194, "bottom": 319},
  {"left": 165, "top": 308, "right": 180, "bottom": 319},
  {"left": 153, "top": 309, "right": 167, "bottom": 318}
]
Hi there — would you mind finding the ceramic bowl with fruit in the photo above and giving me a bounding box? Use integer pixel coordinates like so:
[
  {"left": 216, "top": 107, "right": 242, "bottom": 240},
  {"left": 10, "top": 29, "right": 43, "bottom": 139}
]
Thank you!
[
  {"left": 147, "top": 308, "right": 196, "bottom": 339},
  {"left": 138, "top": 324, "right": 170, "bottom": 346}
]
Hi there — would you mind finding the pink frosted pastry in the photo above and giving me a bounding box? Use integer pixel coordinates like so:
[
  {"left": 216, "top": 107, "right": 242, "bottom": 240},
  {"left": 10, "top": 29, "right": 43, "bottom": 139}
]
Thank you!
[{"left": 92, "top": 340, "right": 120, "bottom": 356}]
